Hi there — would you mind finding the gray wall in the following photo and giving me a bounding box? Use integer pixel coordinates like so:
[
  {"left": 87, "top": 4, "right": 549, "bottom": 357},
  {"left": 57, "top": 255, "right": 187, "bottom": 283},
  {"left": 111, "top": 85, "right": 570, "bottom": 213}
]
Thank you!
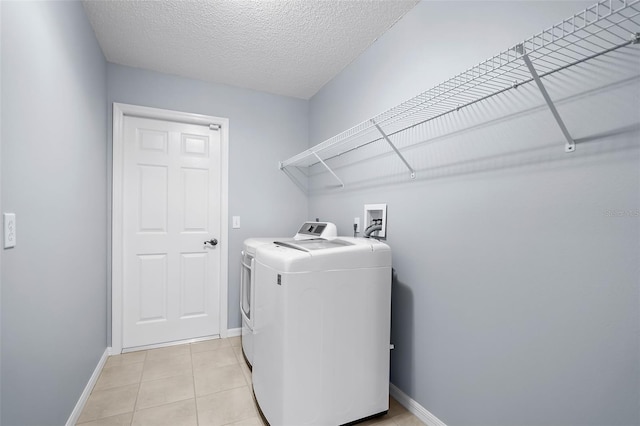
[
  {"left": 0, "top": 1, "right": 4, "bottom": 421},
  {"left": 307, "top": 2, "right": 640, "bottom": 425},
  {"left": 1, "top": 2, "right": 108, "bottom": 425},
  {"left": 106, "top": 63, "right": 309, "bottom": 337},
  {"left": 0, "top": 1, "right": 3, "bottom": 421}
]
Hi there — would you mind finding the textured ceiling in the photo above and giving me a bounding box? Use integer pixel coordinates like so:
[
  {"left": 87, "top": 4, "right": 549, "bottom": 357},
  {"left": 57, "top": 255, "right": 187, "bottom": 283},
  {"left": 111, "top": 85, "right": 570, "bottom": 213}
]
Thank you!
[{"left": 83, "top": 0, "right": 419, "bottom": 99}]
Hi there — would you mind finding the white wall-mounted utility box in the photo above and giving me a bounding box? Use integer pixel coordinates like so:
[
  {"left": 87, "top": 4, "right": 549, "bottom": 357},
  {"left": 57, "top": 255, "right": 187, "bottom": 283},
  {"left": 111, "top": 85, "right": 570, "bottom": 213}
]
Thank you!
[{"left": 364, "top": 204, "right": 387, "bottom": 239}]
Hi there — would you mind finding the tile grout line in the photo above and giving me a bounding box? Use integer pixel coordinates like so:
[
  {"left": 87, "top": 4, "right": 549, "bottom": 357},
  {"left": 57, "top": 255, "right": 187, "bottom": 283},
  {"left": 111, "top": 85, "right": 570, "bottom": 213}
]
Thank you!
[
  {"left": 91, "top": 339, "right": 423, "bottom": 426},
  {"left": 128, "top": 351, "right": 147, "bottom": 425},
  {"left": 191, "top": 343, "right": 201, "bottom": 426},
  {"left": 232, "top": 341, "right": 248, "bottom": 387},
  {"left": 81, "top": 340, "right": 264, "bottom": 425},
  {"left": 232, "top": 338, "right": 261, "bottom": 423},
  {"left": 232, "top": 338, "right": 252, "bottom": 388},
  {"left": 228, "top": 337, "right": 253, "bottom": 426}
]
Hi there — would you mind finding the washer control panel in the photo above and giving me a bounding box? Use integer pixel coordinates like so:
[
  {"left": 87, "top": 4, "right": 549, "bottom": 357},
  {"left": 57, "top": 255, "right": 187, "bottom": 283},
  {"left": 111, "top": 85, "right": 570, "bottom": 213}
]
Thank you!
[{"left": 294, "top": 222, "right": 337, "bottom": 240}]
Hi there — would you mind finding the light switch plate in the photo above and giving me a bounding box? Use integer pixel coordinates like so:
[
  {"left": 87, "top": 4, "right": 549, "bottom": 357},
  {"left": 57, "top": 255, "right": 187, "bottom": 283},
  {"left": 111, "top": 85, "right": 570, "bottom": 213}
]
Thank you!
[
  {"left": 4, "top": 213, "right": 16, "bottom": 248},
  {"left": 232, "top": 216, "right": 241, "bottom": 229}
]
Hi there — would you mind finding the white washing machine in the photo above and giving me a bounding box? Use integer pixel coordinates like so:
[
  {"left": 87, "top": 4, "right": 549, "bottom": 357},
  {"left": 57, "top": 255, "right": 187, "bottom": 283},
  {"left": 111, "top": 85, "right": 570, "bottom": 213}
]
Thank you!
[
  {"left": 240, "top": 222, "right": 337, "bottom": 367},
  {"left": 252, "top": 236, "right": 392, "bottom": 426}
]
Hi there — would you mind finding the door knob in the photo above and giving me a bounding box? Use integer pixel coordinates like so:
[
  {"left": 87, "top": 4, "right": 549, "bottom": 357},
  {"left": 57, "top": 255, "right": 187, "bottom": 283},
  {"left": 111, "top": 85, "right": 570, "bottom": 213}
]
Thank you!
[{"left": 204, "top": 239, "right": 218, "bottom": 246}]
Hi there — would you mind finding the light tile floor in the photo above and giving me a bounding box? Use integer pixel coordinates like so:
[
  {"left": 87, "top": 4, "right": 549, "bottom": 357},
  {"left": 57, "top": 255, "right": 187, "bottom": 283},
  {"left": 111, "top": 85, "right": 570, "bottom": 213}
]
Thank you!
[{"left": 77, "top": 336, "right": 424, "bottom": 426}]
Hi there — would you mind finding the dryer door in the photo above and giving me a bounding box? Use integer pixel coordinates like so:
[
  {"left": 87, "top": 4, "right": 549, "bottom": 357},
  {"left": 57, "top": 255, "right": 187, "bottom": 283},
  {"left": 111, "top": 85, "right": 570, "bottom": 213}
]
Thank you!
[{"left": 240, "top": 253, "right": 254, "bottom": 327}]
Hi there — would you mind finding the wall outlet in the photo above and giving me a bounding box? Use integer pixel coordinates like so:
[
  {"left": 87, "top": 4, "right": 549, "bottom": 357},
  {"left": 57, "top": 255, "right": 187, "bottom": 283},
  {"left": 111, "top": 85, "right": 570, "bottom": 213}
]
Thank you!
[
  {"left": 364, "top": 204, "right": 387, "bottom": 239},
  {"left": 4, "top": 213, "right": 16, "bottom": 248}
]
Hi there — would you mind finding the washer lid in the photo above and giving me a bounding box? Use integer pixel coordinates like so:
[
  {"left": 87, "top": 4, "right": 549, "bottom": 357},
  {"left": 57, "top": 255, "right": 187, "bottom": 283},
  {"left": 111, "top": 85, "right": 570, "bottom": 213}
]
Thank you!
[
  {"left": 274, "top": 238, "right": 352, "bottom": 252},
  {"left": 255, "top": 237, "right": 391, "bottom": 272}
]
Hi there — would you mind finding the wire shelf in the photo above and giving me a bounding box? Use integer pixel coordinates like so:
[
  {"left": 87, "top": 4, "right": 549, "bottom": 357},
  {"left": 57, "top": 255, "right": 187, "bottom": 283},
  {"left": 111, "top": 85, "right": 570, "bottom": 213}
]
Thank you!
[{"left": 280, "top": 0, "right": 640, "bottom": 177}]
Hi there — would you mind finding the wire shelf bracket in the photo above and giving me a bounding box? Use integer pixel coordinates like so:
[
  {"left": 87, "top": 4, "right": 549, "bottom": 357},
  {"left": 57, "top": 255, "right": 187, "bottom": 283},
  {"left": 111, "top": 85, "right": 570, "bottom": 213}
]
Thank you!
[
  {"left": 516, "top": 44, "right": 576, "bottom": 153},
  {"left": 372, "top": 120, "right": 416, "bottom": 179},
  {"left": 312, "top": 151, "right": 345, "bottom": 188}
]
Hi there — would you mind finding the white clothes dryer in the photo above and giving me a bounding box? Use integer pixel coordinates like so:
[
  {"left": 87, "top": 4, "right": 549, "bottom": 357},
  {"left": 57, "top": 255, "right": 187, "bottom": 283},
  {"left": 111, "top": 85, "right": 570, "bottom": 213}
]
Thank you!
[
  {"left": 240, "top": 238, "right": 276, "bottom": 367},
  {"left": 240, "top": 222, "right": 337, "bottom": 367},
  {"left": 252, "top": 237, "right": 392, "bottom": 426}
]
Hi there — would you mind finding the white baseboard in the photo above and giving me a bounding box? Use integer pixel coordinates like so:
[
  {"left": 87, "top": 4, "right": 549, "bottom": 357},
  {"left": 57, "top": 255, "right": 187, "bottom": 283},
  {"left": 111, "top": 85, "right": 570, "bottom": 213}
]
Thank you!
[
  {"left": 389, "top": 383, "right": 447, "bottom": 426},
  {"left": 66, "top": 347, "right": 111, "bottom": 426},
  {"left": 226, "top": 327, "right": 242, "bottom": 337}
]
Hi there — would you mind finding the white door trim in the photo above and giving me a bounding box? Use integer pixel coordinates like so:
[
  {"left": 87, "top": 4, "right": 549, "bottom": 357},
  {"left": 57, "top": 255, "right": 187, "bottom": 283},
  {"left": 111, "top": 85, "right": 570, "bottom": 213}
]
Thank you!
[{"left": 112, "top": 102, "right": 229, "bottom": 354}]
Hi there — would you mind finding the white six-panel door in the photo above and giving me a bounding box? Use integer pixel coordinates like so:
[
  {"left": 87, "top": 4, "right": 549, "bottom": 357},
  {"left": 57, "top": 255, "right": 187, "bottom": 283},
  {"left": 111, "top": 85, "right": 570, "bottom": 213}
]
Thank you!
[{"left": 122, "top": 116, "right": 221, "bottom": 349}]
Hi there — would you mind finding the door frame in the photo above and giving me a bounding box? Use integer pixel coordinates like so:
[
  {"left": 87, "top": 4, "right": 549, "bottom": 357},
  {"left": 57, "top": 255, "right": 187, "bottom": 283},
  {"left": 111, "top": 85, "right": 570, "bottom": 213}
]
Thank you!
[{"left": 111, "top": 103, "right": 229, "bottom": 354}]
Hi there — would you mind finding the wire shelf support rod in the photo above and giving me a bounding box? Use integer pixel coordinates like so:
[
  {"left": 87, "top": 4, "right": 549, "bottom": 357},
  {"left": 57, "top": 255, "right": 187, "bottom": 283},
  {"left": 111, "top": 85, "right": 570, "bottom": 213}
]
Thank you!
[
  {"left": 312, "top": 151, "right": 345, "bottom": 188},
  {"left": 372, "top": 120, "right": 416, "bottom": 179},
  {"left": 516, "top": 43, "right": 576, "bottom": 153}
]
